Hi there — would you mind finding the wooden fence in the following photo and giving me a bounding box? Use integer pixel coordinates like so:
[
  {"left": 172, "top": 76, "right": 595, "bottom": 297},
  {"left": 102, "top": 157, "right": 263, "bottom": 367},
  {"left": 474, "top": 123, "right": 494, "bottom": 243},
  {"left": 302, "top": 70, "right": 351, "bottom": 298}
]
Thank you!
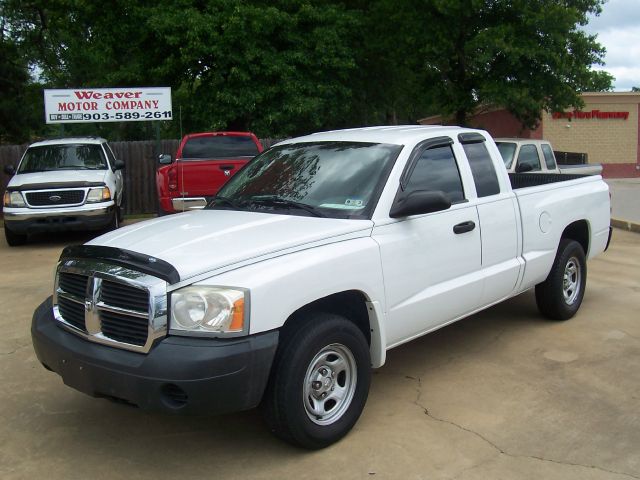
[{"left": 0, "top": 138, "right": 282, "bottom": 215}]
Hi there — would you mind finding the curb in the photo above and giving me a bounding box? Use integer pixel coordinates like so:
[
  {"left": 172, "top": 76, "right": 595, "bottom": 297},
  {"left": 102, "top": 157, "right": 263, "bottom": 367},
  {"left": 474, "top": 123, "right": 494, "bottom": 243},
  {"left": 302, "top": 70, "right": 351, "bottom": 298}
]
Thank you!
[{"left": 611, "top": 218, "right": 640, "bottom": 234}]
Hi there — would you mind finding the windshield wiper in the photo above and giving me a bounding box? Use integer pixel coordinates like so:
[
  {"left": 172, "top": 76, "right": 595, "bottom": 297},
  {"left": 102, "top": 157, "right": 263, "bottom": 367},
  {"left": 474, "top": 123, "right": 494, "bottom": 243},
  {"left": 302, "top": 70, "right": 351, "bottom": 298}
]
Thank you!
[
  {"left": 207, "top": 195, "right": 245, "bottom": 210},
  {"left": 246, "top": 196, "right": 326, "bottom": 218}
]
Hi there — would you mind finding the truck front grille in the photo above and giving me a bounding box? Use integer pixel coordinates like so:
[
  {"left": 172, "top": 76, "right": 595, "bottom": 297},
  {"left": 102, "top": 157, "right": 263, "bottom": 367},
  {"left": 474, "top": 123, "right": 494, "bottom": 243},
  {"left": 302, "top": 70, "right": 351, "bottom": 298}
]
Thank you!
[
  {"left": 57, "top": 296, "right": 86, "bottom": 331},
  {"left": 53, "top": 259, "right": 168, "bottom": 353},
  {"left": 101, "top": 279, "right": 149, "bottom": 312},
  {"left": 26, "top": 190, "right": 85, "bottom": 206},
  {"left": 100, "top": 310, "right": 149, "bottom": 346}
]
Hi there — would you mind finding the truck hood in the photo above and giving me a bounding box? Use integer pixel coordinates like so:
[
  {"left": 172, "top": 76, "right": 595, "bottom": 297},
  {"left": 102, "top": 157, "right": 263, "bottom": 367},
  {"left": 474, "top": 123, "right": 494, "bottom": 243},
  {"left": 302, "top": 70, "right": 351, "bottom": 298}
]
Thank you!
[
  {"left": 8, "top": 170, "right": 108, "bottom": 188},
  {"left": 88, "top": 210, "right": 374, "bottom": 281}
]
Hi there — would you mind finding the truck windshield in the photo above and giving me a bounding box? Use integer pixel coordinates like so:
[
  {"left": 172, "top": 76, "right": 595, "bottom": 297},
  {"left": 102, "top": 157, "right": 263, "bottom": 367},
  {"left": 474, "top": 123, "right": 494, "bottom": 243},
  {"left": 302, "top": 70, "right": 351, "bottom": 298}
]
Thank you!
[
  {"left": 181, "top": 136, "right": 259, "bottom": 159},
  {"left": 496, "top": 142, "right": 517, "bottom": 169},
  {"left": 18, "top": 144, "right": 108, "bottom": 173},
  {"left": 210, "top": 141, "right": 402, "bottom": 219}
]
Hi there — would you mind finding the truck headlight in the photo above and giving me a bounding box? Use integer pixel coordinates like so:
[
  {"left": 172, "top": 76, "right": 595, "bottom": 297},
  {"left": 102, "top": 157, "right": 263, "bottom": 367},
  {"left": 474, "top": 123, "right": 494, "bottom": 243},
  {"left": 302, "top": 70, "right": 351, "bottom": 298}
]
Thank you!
[
  {"left": 170, "top": 286, "right": 247, "bottom": 335},
  {"left": 86, "top": 186, "right": 111, "bottom": 203},
  {"left": 3, "top": 191, "right": 26, "bottom": 207}
]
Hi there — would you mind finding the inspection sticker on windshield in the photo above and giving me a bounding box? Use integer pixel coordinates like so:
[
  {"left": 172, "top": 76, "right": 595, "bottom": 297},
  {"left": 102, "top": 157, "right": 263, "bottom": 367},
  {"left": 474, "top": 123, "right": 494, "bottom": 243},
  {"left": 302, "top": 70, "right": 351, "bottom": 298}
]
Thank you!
[
  {"left": 319, "top": 198, "right": 366, "bottom": 210},
  {"left": 345, "top": 199, "right": 363, "bottom": 207}
]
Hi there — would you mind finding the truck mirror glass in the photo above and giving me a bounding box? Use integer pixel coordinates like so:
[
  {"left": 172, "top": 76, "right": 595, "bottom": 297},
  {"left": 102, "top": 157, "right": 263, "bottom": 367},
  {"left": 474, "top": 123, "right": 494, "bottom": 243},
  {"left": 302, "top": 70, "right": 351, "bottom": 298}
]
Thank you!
[
  {"left": 3, "top": 164, "right": 16, "bottom": 175},
  {"left": 158, "top": 154, "right": 172, "bottom": 165},
  {"left": 114, "top": 159, "right": 125, "bottom": 170}
]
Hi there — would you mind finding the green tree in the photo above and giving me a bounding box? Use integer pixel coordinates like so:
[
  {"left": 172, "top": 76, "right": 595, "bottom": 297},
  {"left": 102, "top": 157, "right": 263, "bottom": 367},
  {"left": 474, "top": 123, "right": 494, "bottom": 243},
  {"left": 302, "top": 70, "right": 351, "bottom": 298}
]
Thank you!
[{"left": 416, "top": 0, "right": 613, "bottom": 128}]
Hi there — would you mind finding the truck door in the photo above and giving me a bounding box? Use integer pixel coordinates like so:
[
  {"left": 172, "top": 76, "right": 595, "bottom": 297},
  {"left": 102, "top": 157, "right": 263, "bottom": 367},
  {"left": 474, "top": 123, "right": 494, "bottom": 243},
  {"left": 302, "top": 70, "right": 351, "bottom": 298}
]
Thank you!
[
  {"left": 459, "top": 134, "right": 521, "bottom": 306},
  {"left": 373, "top": 138, "right": 483, "bottom": 347}
]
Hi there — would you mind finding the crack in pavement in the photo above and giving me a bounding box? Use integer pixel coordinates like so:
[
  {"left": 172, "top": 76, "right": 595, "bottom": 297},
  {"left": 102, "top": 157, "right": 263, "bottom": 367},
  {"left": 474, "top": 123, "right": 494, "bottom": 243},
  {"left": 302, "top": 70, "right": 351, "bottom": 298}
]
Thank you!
[
  {"left": 408, "top": 376, "right": 639, "bottom": 480},
  {"left": 0, "top": 344, "right": 29, "bottom": 356}
]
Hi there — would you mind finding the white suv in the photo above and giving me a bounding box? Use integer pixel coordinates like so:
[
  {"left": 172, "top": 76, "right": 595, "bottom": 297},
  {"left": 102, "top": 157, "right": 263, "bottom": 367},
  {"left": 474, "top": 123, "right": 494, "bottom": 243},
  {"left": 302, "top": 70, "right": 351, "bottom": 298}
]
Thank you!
[{"left": 2, "top": 137, "right": 125, "bottom": 246}]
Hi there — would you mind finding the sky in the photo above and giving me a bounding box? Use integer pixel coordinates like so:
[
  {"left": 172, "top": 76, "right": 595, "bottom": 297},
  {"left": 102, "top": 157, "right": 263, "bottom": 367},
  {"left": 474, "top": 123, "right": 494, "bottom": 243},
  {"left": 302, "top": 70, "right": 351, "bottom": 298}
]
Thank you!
[{"left": 583, "top": 0, "right": 640, "bottom": 91}]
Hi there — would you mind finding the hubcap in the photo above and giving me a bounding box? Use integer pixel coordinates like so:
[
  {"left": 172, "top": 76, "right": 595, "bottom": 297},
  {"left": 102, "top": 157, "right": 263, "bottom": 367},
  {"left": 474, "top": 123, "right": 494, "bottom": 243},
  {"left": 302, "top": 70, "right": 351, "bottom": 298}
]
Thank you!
[
  {"left": 303, "top": 343, "right": 357, "bottom": 426},
  {"left": 563, "top": 257, "right": 581, "bottom": 305}
]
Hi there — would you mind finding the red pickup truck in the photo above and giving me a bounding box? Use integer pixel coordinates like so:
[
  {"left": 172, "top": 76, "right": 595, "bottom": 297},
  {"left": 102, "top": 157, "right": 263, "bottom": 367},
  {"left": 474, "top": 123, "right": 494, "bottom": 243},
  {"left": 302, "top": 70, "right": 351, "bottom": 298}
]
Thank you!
[{"left": 156, "top": 132, "right": 263, "bottom": 214}]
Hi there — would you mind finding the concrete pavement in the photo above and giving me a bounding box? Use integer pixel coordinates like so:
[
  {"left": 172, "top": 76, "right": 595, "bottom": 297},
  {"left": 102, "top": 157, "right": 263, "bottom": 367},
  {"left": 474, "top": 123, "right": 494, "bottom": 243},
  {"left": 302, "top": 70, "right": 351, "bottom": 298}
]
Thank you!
[{"left": 0, "top": 228, "right": 639, "bottom": 479}]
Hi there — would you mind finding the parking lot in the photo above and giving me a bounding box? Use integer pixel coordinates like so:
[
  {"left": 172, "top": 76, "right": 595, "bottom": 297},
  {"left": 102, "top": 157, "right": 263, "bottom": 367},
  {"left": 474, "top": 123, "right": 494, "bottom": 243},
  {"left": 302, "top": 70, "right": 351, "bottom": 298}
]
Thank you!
[{"left": 0, "top": 227, "right": 638, "bottom": 480}]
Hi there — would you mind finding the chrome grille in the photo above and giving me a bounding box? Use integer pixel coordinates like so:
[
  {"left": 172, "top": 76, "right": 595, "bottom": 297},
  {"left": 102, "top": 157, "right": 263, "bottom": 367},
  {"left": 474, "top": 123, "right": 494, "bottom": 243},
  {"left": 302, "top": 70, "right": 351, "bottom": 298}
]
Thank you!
[
  {"left": 58, "top": 272, "right": 89, "bottom": 298},
  {"left": 101, "top": 279, "right": 149, "bottom": 312},
  {"left": 100, "top": 310, "right": 149, "bottom": 346},
  {"left": 57, "top": 296, "right": 86, "bottom": 331},
  {"left": 53, "top": 258, "right": 168, "bottom": 353},
  {"left": 26, "top": 190, "right": 85, "bottom": 206}
]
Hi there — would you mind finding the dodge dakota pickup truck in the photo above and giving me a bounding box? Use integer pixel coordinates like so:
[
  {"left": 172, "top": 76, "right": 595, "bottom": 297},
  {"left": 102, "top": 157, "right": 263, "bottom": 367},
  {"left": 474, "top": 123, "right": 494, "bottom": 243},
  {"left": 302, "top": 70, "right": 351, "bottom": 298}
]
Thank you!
[
  {"left": 156, "top": 131, "right": 263, "bottom": 214},
  {"left": 31, "top": 126, "right": 611, "bottom": 449}
]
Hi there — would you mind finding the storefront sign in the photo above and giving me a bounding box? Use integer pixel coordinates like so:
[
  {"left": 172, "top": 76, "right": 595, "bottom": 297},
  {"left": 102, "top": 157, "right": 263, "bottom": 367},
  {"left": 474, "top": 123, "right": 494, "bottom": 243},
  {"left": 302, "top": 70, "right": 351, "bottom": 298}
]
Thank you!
[
  {"left": 44, "top": 87, "right": 172, "bottom": 123},
  {"left": 552, "top": 110, "right": 629, "bottom": 120}
]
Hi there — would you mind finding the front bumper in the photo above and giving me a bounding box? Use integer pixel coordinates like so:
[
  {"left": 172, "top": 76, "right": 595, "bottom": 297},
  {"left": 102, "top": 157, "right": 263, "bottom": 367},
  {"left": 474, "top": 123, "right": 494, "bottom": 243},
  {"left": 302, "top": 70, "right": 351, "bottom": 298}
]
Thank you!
[
  {"left": 32, "top": 297, "right": 279, "bottom": 415},
  {"left": 4, "top": 203, "right": 114, "bottom": 234}
]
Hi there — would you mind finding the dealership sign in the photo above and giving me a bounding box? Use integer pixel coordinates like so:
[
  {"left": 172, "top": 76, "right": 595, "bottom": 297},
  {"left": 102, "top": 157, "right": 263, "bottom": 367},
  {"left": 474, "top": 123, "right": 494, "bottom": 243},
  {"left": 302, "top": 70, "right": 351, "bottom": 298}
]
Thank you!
[
  {"left": 44, "top": 87, "right": 172, "bottom": 124},
  {"left": 552, "top": 110, "right": 629, "bottom": 120}
]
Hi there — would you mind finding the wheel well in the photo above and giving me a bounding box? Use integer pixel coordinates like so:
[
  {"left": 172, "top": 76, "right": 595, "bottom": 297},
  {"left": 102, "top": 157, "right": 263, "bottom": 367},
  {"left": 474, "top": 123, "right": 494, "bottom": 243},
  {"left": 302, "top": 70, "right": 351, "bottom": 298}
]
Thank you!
[
  {"left": 561, "top": 220, "right": 589, "bottom": 255},
  {"left": 282, "top": 291, "right": 371, "bottom": 345}
]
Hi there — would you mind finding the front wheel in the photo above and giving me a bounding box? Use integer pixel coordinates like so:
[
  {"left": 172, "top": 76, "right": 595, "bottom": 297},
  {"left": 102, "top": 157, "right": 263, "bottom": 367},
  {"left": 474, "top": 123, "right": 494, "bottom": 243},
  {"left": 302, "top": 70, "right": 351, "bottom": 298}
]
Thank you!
[
  {"left": 261, "top": 313, "right": 371, "bottom": 449},
  {"left": 535, "top": 239, "right": 587, "bottom": 320},
  {"left": 4, "top": 225, "right": 27, "bottom": 246}
]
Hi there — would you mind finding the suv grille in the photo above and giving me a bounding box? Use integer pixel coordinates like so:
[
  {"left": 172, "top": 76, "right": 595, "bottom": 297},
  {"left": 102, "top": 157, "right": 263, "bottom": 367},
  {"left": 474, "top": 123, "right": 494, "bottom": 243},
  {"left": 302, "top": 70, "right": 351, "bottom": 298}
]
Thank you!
[
  {"left": 101, "top": 280, "right": 149, "bottom": 312},
  {"left": 26, "top": 190, "right": 85, "bottom": 206}
]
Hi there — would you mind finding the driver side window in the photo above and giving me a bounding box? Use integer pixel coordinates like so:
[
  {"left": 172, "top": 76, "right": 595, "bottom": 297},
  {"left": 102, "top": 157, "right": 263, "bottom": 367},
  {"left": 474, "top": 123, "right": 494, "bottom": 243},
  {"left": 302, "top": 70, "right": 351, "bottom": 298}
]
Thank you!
[{"left": 406, "top": 145, "right": 465, "bottom": 202}]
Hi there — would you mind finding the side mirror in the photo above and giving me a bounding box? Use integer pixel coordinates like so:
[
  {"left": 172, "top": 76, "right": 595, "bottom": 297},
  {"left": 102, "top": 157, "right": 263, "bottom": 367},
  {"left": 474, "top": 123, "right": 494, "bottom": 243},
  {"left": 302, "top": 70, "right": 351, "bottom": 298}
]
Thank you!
[
  {"left": 114, "top": 159, "right": 125, "bottom": 170},
  {"left": 390, "top": 190, "right": 452, "bottom": 218},
  {"left": 516, "top": 162, "right": 533, "bottom": 173},
  {"left": 4, "top": 165, "right": 15, "bottom": 175},
  {"left": 158, "top": 154, "right": 172, "bottom": 165}
]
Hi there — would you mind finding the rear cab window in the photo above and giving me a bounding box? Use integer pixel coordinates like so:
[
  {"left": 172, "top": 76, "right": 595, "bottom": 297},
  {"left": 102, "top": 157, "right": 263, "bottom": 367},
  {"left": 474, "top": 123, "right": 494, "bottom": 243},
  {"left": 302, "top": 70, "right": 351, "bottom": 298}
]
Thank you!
[
  {"left": 458, "top": 133, "right": 500, "bottom": 198},
  {"left": 516, "top": 144, "right": 541, "bottom": 172},
  {"left": 496, "top": 142, "right": 517, "bottom": 169},
  {"left": 181, "top": 135, "right": 260, "bottom": 160},
  {"left": 541, "top": 144, "right": 557, "bottom": 170}
]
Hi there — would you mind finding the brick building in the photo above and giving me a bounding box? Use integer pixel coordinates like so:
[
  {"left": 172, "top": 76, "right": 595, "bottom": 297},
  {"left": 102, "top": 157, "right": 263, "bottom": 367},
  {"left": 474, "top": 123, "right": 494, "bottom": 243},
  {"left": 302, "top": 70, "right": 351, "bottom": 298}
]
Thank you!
[{"left": 419, "top": 92, "right": 640, "bottom": 178}]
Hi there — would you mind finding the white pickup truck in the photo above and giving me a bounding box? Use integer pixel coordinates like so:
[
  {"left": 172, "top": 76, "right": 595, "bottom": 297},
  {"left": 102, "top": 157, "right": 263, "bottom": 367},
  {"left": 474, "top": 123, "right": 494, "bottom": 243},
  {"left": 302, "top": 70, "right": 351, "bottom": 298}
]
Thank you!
[
  {"left": 32, "top": 126, "right": 611, "bottom": 449},
  {"left": 495, "top": 138, "right": 602, "bottom": 176},
  {"left": 3, "top": 137, "right": 125, "bottom": 246}
]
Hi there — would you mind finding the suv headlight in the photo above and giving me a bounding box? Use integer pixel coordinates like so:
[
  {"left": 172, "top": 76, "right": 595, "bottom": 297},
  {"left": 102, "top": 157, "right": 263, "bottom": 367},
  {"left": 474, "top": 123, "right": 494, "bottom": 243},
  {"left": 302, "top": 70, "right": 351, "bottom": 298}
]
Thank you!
[
  {"left": 3, "top": 191, "right": 26, "bottom": 207},
  {"left": 169, "top": 286, "right": 247, "bottom": 336},
  {"left": 86, "top": 186, "right": 111, "bottom": 203}
]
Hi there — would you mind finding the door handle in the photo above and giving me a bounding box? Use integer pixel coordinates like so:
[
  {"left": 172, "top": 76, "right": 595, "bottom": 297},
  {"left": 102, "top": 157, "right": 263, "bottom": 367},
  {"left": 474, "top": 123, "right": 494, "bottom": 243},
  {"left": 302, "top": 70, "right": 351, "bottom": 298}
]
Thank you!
[
  {"left": 219, "top": 165, "right": 235, "bottom": 171},
  {"left": 453, "top": 221, "right": 476, "bottom": 234}
]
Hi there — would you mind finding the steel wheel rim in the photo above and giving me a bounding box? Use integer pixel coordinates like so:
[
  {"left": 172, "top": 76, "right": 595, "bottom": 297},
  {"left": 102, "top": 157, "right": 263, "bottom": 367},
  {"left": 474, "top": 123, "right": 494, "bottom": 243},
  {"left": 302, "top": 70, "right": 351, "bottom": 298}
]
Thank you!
[
  {"left": 563, "top": 256, "right": 581, "bottom": 305},
  {"left": 303, "top": 343, "right": 357, "bottom": 426}
]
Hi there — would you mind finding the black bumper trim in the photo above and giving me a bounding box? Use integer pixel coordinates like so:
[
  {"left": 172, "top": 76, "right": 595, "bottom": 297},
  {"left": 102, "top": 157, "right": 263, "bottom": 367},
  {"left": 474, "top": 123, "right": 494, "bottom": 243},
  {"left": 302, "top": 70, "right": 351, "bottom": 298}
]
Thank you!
[{"left": 32, "top": 297, "right": 278, "bottom": 415}]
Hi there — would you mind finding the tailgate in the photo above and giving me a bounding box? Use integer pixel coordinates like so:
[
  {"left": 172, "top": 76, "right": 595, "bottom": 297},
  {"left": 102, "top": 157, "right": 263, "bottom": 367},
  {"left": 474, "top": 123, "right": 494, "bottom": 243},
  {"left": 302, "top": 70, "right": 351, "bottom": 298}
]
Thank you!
[{"left": 177, "top": 158, "right": 249, "bottom": 197}]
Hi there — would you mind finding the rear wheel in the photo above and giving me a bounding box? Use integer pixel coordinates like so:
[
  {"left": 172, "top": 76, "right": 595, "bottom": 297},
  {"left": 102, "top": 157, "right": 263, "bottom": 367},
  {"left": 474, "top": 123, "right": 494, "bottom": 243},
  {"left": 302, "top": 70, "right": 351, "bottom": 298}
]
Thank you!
[
  {"left": 261, "top": 312, "right": 371, "bottom": 449},
  {"left": 4, "top": 225, "right": 27, "bottom": 246},
  {"left": 535, "top": 239, "right": 587, "bottom": 320}
]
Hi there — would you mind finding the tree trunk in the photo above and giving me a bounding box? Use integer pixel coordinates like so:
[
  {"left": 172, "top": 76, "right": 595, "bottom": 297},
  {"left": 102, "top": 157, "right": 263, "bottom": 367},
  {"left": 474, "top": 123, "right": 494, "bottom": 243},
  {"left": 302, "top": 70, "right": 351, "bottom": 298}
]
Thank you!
[{"left": 455, "top": 109, "right": 467, "bottom": 126}]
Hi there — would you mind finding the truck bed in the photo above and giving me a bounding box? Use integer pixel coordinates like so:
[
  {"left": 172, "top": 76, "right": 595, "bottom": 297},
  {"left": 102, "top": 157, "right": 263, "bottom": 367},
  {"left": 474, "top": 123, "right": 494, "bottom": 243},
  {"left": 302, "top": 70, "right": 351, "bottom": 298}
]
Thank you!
[{"left": 509, "top": 172, "right": 589, "bottom": 189}]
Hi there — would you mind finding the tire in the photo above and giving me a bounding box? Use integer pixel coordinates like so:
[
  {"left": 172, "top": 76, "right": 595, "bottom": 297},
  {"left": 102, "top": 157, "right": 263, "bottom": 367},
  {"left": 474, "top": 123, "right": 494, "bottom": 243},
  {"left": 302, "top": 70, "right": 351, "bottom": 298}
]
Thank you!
[
  {"left": 107, "top": 207, "right": 120, "bottom": 231},
  {"left": 535, "top": 239, "right": 587, "bottom": 320},
  {"left": 4, "top": 225, "right": 27, "bottom": 246},
  {"left": 261, "top": 312, "right": 371, "bottom": 449},
  {"left": 117, "top": 196, "right": 124, "bottom": 223}
]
